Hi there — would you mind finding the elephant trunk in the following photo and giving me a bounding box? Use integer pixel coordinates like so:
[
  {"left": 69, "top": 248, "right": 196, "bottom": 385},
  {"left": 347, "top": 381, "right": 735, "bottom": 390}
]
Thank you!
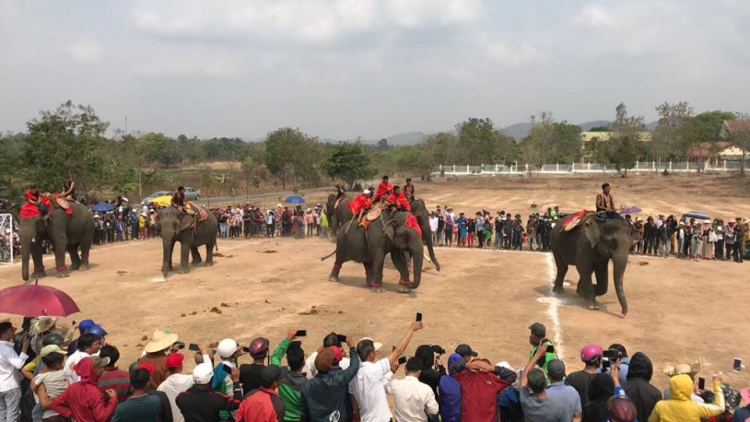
[
  {"left": 162, "top": 239, "right": 173, "bottom": 278},
  {"left": 410, "top": 247, "right": 423, "bottom": 289},
  {"left": 424, "top": 231, "right": 440, "bottom": 271},
  {"left": 613, "top": 258, "right": 628, "bottom": 316},
  {"left": 21, "top": 238, "right": 30, "bottom": 282}
]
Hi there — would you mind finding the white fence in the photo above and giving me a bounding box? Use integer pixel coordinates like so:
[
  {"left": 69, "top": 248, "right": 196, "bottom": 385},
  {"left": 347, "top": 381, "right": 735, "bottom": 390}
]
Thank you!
[
  {"left": 0, "top": 214, "right": 14, "bottom": 265},
  {"left": 433, "top": 159, "right": 742, "bottom": 176}
]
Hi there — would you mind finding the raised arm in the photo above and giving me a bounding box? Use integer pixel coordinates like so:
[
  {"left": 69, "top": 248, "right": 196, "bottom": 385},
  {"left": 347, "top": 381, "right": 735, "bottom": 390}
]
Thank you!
[{"left": 387, "top": 322, "right": 423, "bottom": 366}]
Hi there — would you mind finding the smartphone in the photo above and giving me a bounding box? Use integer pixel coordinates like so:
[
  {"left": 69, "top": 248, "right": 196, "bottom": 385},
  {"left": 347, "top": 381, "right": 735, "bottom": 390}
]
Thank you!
[
  {"left": 698, "top": 377, "right": 705, "bottom": 390},
  {"left": 546, "top": 344, "right": 555, "bottom": 353},
  {"left": 337, "top": 334, "right": 347, "bottom": 343},
  {"left": 242, "top": 346, "right": 250, "bottom": 353},
  {"left": 188, "top": 343, "right": 200, "bottom": 352},
  {"left": 603, "top": 349, "right": 617, "bottom": 359},
  {"left": 602, "top": 359, "right": 611, "bottom": 370},
  {"left": 734, "top": 358, "right": 742, "bottom": 372},
  {"left": 398, "top": 356, "right": 407, "bottom": 365},
  {"left": 295, "top": 330, "right": 307, "bottom": 337},
  {"left": 416, "top": 312, "right": 423, "bottom": 322},
  {"left": 223, "top": 364, "right": 234, "bottom": 374}
]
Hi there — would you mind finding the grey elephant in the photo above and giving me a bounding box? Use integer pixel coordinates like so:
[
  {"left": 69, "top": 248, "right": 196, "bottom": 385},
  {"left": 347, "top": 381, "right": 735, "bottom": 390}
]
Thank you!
[
  {"left": 17, "top": 202, "right": 94, "bottom": 282},
  {"left": 550, "top": 214, "right": 641, "bottom": 315},
  {"left": 328, "top": 210, "right": 425, "bottom": 293},
  {"left": 325, "top": 192, "right": 441, "bottom": 271},
  {"left": 157, "top": 207, "right": 218, "bottom": 277}
]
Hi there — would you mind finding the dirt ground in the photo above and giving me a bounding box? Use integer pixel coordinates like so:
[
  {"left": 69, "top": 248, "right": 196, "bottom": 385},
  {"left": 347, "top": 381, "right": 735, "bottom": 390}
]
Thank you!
[{"left": 1, "top": 173, "right": 749, "bottom": 391}]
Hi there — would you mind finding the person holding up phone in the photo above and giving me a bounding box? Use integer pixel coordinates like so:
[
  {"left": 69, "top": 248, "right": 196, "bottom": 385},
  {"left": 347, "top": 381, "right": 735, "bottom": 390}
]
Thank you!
[
  {"left": 647, "top": 372, "right": 725, "bottom": 422},
  {"left": 385, "top": 357, "right": 439, "bottom": 422},
  {"left": 270, "top": 328, "right": 309, "bottom": 422},
  {"left": 213, "top": 338, "right": 245, "bottom": 420},
  {"left": 528, "top": 323, "right": 556, "bottom": 373},
  {"left": 304, "top": 333, "right": 351, "bottom": 380},
  {"left": 518, "top": 343, "right": 568, "bottom": 422},
  {"left": 301, "top": 336, "right": 360, "bottom": 422},
  {"left": 158, "top": 344, "right": 212, "bottom": 422}
]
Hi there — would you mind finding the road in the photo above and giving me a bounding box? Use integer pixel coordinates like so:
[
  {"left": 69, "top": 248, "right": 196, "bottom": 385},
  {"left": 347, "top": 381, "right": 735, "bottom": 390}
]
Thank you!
[{"left": 192, "top": 186, "right": 332, "bottom": 206}]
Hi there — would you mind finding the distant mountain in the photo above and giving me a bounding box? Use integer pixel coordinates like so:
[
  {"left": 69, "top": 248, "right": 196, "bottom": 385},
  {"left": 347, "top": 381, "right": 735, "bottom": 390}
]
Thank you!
[
  {"left": 502, "top": 120, "right": 613, "bottom": 140},
  {"left": 320, "top": 131, "right": 427, "bottom": 146}
]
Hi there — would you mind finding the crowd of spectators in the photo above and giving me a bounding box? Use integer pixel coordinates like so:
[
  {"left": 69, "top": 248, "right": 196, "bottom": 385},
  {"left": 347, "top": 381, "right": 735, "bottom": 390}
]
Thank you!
[
  {"left": 1, "top": 316, "right": 748, "bottom": 422},
  {"left": 429, "top": 206, "right": 749, "bottom": 261}
]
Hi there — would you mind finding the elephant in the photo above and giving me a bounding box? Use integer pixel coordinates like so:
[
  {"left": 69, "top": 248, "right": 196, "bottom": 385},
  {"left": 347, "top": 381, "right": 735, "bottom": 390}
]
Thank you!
[
  {"left": 550, "top": 214, "right": 642, "bottom": 315},
  {"left": 325, "top": 192, "right": 441, "bottom": 271},
  {"left": 18, "top": 201, "right": 94, "bottom": 282},
  {"left": 327, "top": 209, "right": 425, "bottom": 293},
  {"left": 157, "top": 207, "right": 218, "bottom": 278}
]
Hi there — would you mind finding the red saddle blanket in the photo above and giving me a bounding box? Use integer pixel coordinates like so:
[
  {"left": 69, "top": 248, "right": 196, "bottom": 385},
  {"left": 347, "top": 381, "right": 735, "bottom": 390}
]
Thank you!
[{"left": 405, "top": 213, "right": 423, "bottom": 236}]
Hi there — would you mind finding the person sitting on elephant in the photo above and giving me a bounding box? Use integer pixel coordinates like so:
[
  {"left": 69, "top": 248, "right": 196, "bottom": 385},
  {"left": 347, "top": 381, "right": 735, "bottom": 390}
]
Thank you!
[
  {"left": 374, "top": 175, "right": 393, "bottom": 202},
  {"left": 387, "top": 186, "right": 411, "bottom": 213},
  {"left": 348, "top": 189, "right": 374, "bottom": 227},
  {"left": 21, "top": 185, "right": 52, "bottom": 220},
  {"left": 403, "top": 178, "right": 415, "bottom": 200},
  {"left": 596, "top": 183, "right": 616, "bottom": 213},
  {"left": 62, "top": 176, "right": 77, "bottom": 202}
]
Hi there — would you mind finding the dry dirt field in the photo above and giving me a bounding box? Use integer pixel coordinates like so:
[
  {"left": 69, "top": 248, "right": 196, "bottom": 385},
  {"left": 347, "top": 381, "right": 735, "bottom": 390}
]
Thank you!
[{"left": 1, "top": 174, "right": 749, "bottom": 390}]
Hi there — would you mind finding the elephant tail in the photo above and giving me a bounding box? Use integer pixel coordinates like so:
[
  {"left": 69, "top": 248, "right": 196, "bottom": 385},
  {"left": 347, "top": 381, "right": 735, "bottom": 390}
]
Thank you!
[
  {"left": 215, "top": 242, "right": 219, "bottom": 252},
  {"left": 320, "top": 249, "right": 336, "bottom": 261}
]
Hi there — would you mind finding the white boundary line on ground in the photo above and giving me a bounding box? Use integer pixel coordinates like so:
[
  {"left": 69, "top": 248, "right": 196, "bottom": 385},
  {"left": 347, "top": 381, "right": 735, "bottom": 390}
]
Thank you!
[{"left": 543, "top": 253, "right": 564, "bottom": 358}]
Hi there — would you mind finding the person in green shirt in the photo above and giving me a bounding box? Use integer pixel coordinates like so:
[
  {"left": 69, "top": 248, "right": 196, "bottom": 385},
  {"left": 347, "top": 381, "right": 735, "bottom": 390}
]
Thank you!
[
  {"left": 271, "top": 328, "right": 309, "bottom": 422},
  {"left": 528, "top": 322, "right": 556, "bottom": 373}
]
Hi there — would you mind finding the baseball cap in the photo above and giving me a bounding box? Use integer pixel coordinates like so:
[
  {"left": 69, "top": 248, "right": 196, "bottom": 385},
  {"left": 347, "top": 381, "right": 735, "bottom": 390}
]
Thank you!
[
  {"left": 261, "top": 365, "right": 288, "bottom": 386},
  {"left": 529, "top": 322, "right": 546, "bottom": 338},
  {"left": 166, "top": 353, "right": 185, "bottom": 369},
  {"left": 331, "top": 346, "right": 343, "bottom": 363},
  {"left": 249, "top": 337, "right": 270, "bottom": 358},
  {"left": 455, "top": 344, "right": 478, "bottom": 358},
  {"left": 39, "top": 344, "right": 64, "bottom": 358},
  {"left": 137, "top": 363, "right": 155, "bottom": 375},
  {"left": 90, "top": 356, "right": 110, "bottom": 369},
  {"left": 548, "top": 359, "right": 566, "bottom": 380},
  {"left": 79, "top": 319, "right": 96, "bottom": 333},
  {"left": 192, "top": 363, "right": 214, "bottom": 384}
]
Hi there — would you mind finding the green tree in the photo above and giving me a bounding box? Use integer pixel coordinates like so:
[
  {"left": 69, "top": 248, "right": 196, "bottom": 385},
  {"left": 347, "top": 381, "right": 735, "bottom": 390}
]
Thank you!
[
  {"left": 652, "top": 101, "right": 693, "bottom": 161},
  {"left": 607, "top": 103, "right": 645, "bottom": 174},
  {"left": 24, "top": 100, "right": 110, "bottom": 193},
  {"left": 322, "top": 142, "right": 375, "bottom": 185},
  {"left": 375, "top": 138, "right": 390, "bottom": 151},
  {"left": 264, "top": 127, "right": 317, "bottom": 189},
  {"left": 142, "top": 132, "right": 180, "bottom": 168},
  {"left": 0, "top": 132, "right": 28, "bottom": 197},
  {"left": 420, "top": 132, "right": 458, "bottom": 166},
  {"left": 729, "top": 113, "right": 750, "bottom": 176},
  {"left": 456, "top": 118, "right": 494, "bottom": 165},
  {"left": 241, "top": 156, "right": 256, "bottom": 200}
]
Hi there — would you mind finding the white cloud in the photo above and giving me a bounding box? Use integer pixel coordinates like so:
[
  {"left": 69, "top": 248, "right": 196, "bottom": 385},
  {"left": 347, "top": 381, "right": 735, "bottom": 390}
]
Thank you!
[
  {"left": 575, "top": 3, "right": 614, "bottom": 27},
  {"left": 486, "top": 41, "right": 547, "bottom": 67},
  {"left": 66, "top": 39, "right": 104, "bottom": 64}
]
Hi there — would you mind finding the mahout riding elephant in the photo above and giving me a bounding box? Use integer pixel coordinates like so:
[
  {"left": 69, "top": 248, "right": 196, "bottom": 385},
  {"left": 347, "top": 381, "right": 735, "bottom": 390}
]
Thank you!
[
  {"left": 550, "top": 214, "right": 642, "bottom": 315},
  {"left": 157, "top": 207, "right": 218, "bottom": 278},
  {"left": 18, "top": 201, "right": 94, "bottom": 282},
  {"left": 325, "top": 192, "right": 441, "bottom": 271},
  {"left": 327, "top": 210, "right": 424, "bottom": 293}
]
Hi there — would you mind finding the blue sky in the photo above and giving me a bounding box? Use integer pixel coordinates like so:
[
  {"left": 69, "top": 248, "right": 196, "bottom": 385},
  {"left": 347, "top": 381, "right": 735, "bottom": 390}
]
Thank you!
[{"left": 2, "top": 0, "right": 749, "bottom": 139}]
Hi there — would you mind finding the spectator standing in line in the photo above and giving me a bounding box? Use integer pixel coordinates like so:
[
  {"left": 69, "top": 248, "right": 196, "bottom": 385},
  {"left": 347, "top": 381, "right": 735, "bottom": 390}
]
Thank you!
[
  {"left": 623, "top": 352, "right": 661, "bottom": 422},
  {"left": 475, "top": 212, "right": 485, "bottom": 248},
  {"left": 98, "top": 345, "right": 131, "bottom": 402},
  {"left": 454, "top": 358, "right": 517, "bottom": 422},
  {"left": 139, "top": 330, "right": 179, "bottom": 390},
  {"left": 647, "top": 373, "right": 725, "bottom": 422},
  {"left": 301, "top": 338, "right": 360, "bottom": 422},
  {"left": 456, "top": 213, "right": 467, "bottom": 247},
  {"left": 713, "top": 219, "right": 725, "bottom": 260},
  {"left": 429, "top": 212, "right": 439, "bottom": 247},
  {"left": 644, "top": 217, "right": 657, "bottom": 255},
  {"left": 725, "top": 220, "right": 736, "bottom": 261},
  {"left": 438, "top": 353, "right": 463, "bottom": 422},
  {"left": 414, "top": 345, "right": 445, "bottom": 399},
  {"left": 52, "top": 356, "right": 118, "bottom": 422},
  {"left": 582, "top": 373, "right": 615, "bottom": 422},
  {"left": 528, "top": 323, "right": 555, "bottom": 373},
  {"left": 0, "top": 321, "right": 31, "bottom": 422},
  {"left": 494, "top": 211, "right": 504, "bottom": 250},
  {"left": 677, "top": 222, "right": 687, "bottom": 259},
  {"left": 270, "top": 329, "right": 308, "bottom": 422},
  {"left": 240, "top": 337, "right": 270, "bottom": 393},
  {"left": 466, "top": 217, "right": 475, "bottom": 248},
  {"left": 176, "top": 363, "right": 242, "bottom": 422},
  {"left": 129, "top": 211, "right": 139, "bottom": 240},
  {"left": 112, "top": 368, "right": 163, "bottom": 422},
  {"left": 31, "top": 349, "right": 67, "bottom": 422},
  {"left": 736, "top": 217, "right": 745, "bottom": 263},
  {"left": 235, "top": 365, "right": 288, "bottom": 422},
  {"left": 657, "top": 221, "right": 669, "bottom": 258},
  {"left": 65, "top": 333, "right": 102, "bottom": 385},
  {"left": 566, "top": 344, "right": 602, "bottom": 409},
  {"left": 386, "top": 357, "right": 439, "bottom": 422},
  {"left": 158, "top": 346, "right": 211, "bottom": 422},
  {"left": 436, "top": 208, "right": 444, "bottom": 246},
  {"left": 444, "top": 207, "right": 455, "bottom": 247},
  {"left": 545, "top": 359, "right": 582, "bottom": 422},
  {"left": 349, "top": 321, "right": 423, "bottom": 422},
  {"left": 527, "top": 214, "right": 537, "bottom": 251},
  {"left": 691, "top": 222, "right": 703, "bottom": 261},
  {"left": 503, "top": 213, "right": 513, "bottom": 249},
  {"left": 519, "top": 344, "right": 567, "bottom": 422}
]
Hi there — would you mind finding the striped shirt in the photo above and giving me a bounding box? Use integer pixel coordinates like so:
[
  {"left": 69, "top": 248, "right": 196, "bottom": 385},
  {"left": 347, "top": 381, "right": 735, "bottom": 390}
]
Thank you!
[{"left": 99, "top": 367, "right": 131, "bottom": 402}]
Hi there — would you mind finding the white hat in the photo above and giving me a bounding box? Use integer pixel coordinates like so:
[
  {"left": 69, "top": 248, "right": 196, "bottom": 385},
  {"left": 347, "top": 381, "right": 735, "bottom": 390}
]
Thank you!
[
  {"left": 192, "top": 363, "right": 214, "bottom": 384},
  {"left": 358, "top": 337, "right": 383, "bottom": 351},
  {"left": 217, "top": 339, "right": 238, "bottom": 358},
  {"left": 495, "top": 361, "right": 512, "bottom": 369},
  {"left": 363, "top": 189, "right": 371, "bottom": 195}
]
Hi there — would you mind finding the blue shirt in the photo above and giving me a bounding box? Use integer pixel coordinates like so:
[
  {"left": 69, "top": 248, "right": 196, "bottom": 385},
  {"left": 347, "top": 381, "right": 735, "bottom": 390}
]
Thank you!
[
  {"left": 438, "top": 375, "right": 461, "bottom": 422},
  {"left": 546, "top": 381, "right": 581, "bottom": 422}
]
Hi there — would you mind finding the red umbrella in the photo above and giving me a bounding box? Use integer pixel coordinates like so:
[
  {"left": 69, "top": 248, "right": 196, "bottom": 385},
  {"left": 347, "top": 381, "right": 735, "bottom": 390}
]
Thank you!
[{"left": 0, "top": 280, "right": 80, "bottom": 317}]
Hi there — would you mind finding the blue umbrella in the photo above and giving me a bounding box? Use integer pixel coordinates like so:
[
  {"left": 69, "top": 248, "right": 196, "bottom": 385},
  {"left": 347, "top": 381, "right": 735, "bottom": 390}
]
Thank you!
[
  {"left": 620, "top": 206, "right": 642, "bottom": 215},
  {"left": 91, "top": 202, "right": 113, "bottom": 212},
  {"left": 683, "top": 211, "right": 709, "bottom": 220},
  {"left": 285, "top": 196, "right": 305, "bottom": 204}
]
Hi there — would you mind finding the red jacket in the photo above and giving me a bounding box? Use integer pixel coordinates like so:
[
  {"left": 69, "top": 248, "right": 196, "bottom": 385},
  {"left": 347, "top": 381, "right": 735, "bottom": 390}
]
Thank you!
[
  {"left": 236, "top": 388, "right": 285, "bottom": 422},
  {"left": 52, "top": 357, "right": 118, "bottom": 422},
  {"left": 454, "top": 370, "right": 511, "bottom": 422},
  {"left": 386, "top": 191, "right": 411, "bottom": 211},
  {"left": 347, "top": 194, "right": 372, "bottom": 216},
  {"left": 374, "top": 181, "right": 393, "bottom": 201}
]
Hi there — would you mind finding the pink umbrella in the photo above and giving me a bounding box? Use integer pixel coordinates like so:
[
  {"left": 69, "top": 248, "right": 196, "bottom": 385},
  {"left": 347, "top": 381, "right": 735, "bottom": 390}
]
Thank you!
[{"left": 0, "top": 280, "right": 80, "bottom": 317}]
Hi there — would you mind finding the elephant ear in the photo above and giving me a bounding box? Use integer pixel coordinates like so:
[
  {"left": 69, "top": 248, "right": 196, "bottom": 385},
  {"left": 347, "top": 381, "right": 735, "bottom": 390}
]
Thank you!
[
  {"left": 178, "top": 213, "right": 193, "bottom": 233},
  {"left": 384, "top": 224, "right": 395, "bottom": 242},
  {"left": 584, "top": 218, "right": 601, "bottom": 249}
]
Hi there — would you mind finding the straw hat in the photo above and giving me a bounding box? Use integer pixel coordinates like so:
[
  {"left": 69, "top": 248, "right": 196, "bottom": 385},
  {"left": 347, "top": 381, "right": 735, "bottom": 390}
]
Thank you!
[
  {"left": 144, "top": 330, "right": 179, "bottom": 353},
  {"left": 30, "top": 317, "right": 57, "bottom": 336}
]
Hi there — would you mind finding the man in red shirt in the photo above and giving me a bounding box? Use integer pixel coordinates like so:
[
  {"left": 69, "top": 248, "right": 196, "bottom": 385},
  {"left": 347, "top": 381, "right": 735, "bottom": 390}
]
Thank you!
[
  {"left": 373, "top": 176, "right": 393, "bottom": 202},
  {"left": 236, "top": 365, "right": 287, "bottom": 422},
  {"left": 97, "top": 345, "right": 131, "bottom": 402},
  {"left": 387, "top": 186, "right": 411, "bottom": 212},
  {"left": 454, "top": 358, "right": 517, "bottom": 422},
  {"left": 348, "top": 189, "right": 373, "bottom": 217},
  {"left": 52, "top": 357, "right": 118, "bottom": 422},
  {"left": 21, "top": 185, "right": 52, "bottom": 219}
]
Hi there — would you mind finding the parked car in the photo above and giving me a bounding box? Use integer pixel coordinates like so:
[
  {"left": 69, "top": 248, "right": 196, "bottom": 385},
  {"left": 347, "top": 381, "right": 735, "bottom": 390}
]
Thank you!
[
  {"left": 184, "top": 186, "right": 201, "bottom": 201},
  {"left": 142, "top": 191, "right": 171, "bottom": 205}
]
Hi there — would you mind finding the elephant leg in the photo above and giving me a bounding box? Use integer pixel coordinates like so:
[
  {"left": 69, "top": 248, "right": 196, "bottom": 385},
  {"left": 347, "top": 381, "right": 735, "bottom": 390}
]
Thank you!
[
  {"left": 329, "top": 261, "right": 343, "bottom": 283},
  {"left": 53, "top": 238, "right": 69, "bottom": 278},
  {"left": 204, "top": 242, "right": 215, "bottom": 267},
  {"left": 363, "top": 263, "right": 374, "bottom": 288},
  {"left": 168, "top": 242, "right": 176, "bottom": 271},
  {"left": 79, "top": 241, "right": 91, "bottom": 271},
  {"left": 552, "top": 254, "right": 568, "bottom": 294},
  {"left": 31, "top": 242, "right": 46, "bottom": 280},
  {"left": 391, "top": 252, "right": 411, "bottom": 294},
  {"left": 575, "top": 261, "right": 598, "bottom": 310},
  {"left": 178, "top": 242, "right": 190, "bottom": 274},
  {"left": 593, "top": 261, "right": 609, "bottom": 296},
  {"left": 191, "top": 247, "right": 203, "bottom": 266},
  {"left": 68, "top": 245, "right": 81, "bottom": 270},
  {"left": 371, "top": 250, "right": 385, "bottom": 293}
]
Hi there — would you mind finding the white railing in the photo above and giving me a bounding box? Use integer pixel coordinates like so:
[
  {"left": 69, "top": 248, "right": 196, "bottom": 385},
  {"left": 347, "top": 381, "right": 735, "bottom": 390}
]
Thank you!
[{"left": 433, "top": 159, "right": 741, "bottom": 176}]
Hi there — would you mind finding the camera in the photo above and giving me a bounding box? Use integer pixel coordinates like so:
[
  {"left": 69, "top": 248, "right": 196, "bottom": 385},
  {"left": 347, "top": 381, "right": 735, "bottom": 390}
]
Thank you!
[
  {"left": 431, "top": 345, "right": 446, "bottom": 355},
  {"left": 174, "top": 341, "right": 186, "bottom": 350}
]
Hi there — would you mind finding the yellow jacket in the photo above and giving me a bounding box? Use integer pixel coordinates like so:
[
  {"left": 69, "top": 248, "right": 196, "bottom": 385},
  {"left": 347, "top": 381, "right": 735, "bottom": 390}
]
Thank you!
[{"left": 648, "top": 374, "right": 724, "bottom": 422}]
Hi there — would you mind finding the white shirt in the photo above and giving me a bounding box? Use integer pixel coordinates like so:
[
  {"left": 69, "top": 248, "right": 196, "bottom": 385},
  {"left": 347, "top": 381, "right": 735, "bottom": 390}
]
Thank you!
[
  {"left": 304, "top": 353, "right": 350, "bottom": 380},
  {"left": 349, "top": 358, "right": 393, "bottom": 422},
  {"left": 64, "top": 350, "right": 90, "bottom": 384},
  {"left": 386, "top": 375, "right": 439, "bottom": 422},
  {"left": 428, "top": 216, "right": 438, "bottom": 232},
  {"left": 158, "top": 373, "right": 195, "bottom": 422},
  {"left": 0, "top": 340, "right": 28, "bottom": 392}
]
